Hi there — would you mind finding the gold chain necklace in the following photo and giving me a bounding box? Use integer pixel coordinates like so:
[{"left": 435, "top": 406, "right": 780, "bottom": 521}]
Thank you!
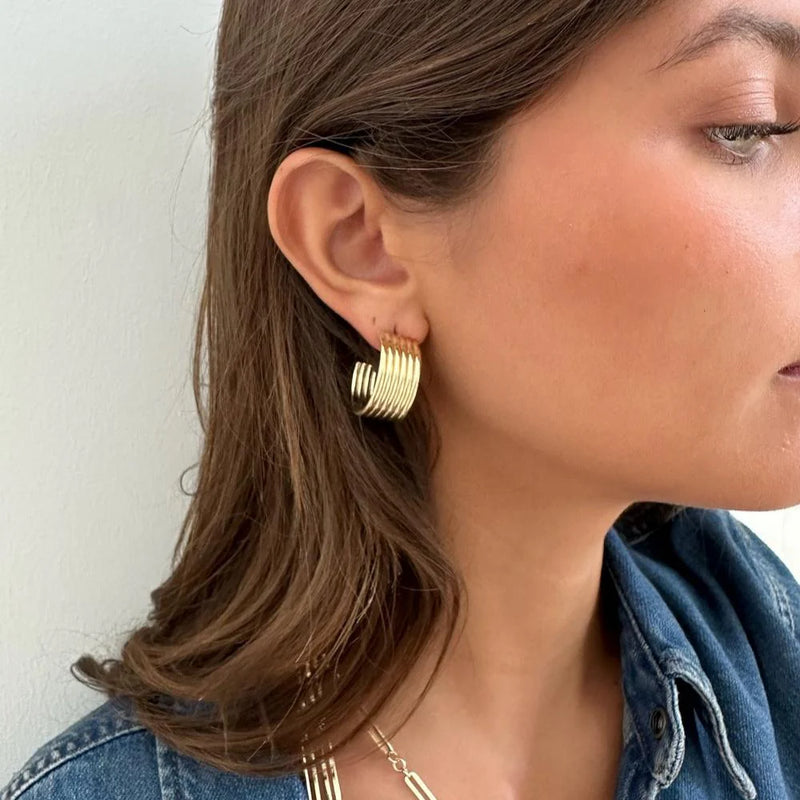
[
  {"left": 300, "top": 659, "right": 440, "bottom": 800},
  {"left": 363, "top": 709, "right": 439, "bottom": 800}
]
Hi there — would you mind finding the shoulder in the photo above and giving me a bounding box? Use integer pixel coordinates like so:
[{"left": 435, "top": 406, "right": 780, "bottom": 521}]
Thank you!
[
  {"left": 1, "top": 697, "right": 306, "bottom": 800},
  {"left": 1, "top": 698, "right": 157, "bottom": 800},
  {"left": 720, "top": 509, "right": 800, "bottom": 639},
  {"left": 632, "top": 505, "right": 800, "bottom": 644},
  {"left": 621, "top": 507, "right": 800, "bottom": 789}
]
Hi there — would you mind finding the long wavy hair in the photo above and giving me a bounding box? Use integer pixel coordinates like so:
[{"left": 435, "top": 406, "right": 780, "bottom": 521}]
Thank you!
[{"left": 72, "top": 0, "right": 683, "bottom": 778}]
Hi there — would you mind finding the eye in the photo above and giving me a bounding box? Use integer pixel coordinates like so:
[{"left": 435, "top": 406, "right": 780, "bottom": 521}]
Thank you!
[{"left": 703, "top": 118, "right": 800, "bottom": 166}]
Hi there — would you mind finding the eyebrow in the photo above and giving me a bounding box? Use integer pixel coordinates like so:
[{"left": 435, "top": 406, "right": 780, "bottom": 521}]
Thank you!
[{"left": 650, "top": 6, "right": 800, "bottom": 72}]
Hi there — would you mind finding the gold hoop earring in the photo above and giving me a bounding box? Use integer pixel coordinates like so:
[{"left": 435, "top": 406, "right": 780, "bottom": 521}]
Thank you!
[{"left": 350, "top": 331, "right": 421, "bottom": 421}]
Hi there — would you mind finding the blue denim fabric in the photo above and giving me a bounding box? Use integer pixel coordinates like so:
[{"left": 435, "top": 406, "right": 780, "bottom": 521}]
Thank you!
[{"left": 3, "top": 506, "right": 799, "bottom": 800}]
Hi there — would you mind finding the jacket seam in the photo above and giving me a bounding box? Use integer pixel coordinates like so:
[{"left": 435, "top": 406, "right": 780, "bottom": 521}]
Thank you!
[
  {"left": 1, "top": 726, "right": 148, "bottom": 800},
  {"left": 603, "top": 559, "right": 672, "bottom": 774}
]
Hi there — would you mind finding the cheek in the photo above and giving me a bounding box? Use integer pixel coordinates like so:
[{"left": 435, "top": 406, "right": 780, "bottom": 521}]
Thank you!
[
  {"left": 433, "top": 141, "right": 800, "bottom": 504},
  {"left": 487, "top": 163, "right": 720, "bottom": 405},
  {"left": 491, "top": 144, "right": 793, "bottom": 403}
]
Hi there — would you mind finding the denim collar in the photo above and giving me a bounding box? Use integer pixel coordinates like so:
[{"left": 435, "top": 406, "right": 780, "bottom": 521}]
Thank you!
[{"left": 604, "top": 504, "right": 757, "bottom": 798}]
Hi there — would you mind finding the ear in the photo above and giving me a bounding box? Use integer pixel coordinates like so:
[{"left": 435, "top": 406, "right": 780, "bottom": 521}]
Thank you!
[{"left": 266, "top": 147, "right": 429, "bottom": 352}]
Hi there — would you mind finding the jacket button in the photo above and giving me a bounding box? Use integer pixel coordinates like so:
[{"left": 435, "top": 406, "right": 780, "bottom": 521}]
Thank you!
[{"left": 650, "top": 708, "right": 667, "bottom": 739}]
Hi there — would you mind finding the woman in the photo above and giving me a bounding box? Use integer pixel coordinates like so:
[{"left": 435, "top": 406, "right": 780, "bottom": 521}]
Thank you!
[{"left": 4, "top": 0, "right": 800, "bottom": 798}]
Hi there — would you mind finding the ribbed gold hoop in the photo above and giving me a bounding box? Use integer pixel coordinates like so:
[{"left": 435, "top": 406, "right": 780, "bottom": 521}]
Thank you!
[{"left": 350, "top": 331, "right": 421, "bottom": 421}]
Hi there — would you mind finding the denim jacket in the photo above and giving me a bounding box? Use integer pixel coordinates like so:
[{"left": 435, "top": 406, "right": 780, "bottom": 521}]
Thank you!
[{"left": 3, "top": 505, "right": 799, "bottom": 800}]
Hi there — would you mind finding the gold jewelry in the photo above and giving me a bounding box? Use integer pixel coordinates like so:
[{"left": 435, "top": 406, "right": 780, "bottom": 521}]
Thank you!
[
  {"left": 365, "top": 714, "right": 439, "bottom": 800},
  {"left": 298, "top": 661, "right": 440, "bottom": 799},
  {"left": 350, "top": 331, "right": 421, "bottom": 420},
  {"left": 299, "top": 657, "right": 341, "bottom": 800}
]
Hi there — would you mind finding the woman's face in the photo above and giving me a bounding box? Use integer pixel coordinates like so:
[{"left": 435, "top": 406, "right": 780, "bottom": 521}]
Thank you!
[{"left": 401, "top": 0, "right": 800, "bottom": 511}]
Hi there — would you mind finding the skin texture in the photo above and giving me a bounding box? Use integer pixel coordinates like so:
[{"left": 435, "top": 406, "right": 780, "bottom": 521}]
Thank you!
[{"left": 267, "top": 0, "right": 800, "bottom": 796}]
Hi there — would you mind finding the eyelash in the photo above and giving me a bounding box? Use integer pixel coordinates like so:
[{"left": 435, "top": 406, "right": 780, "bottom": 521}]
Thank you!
[{"left": 704, "top": 116, "right": 800, "bottom": 166}]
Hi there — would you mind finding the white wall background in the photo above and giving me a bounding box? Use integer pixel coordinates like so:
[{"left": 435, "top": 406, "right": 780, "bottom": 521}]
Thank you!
[
  {"left": 0, "top": 0, "right": 223, "bottom": 779},
  {"left": 1, "top": 0, "right": 800, "bottom": 786}
]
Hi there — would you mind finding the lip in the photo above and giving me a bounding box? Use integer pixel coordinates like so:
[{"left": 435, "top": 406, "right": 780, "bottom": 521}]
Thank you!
[{"left": 778, "top": 362, "right": 800, "bottom": 376}]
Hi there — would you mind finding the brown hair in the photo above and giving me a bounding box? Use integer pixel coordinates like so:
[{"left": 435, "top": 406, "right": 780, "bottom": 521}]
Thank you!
[{"left": 72, "top": 0, "right": 681, "bottom": 779}]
